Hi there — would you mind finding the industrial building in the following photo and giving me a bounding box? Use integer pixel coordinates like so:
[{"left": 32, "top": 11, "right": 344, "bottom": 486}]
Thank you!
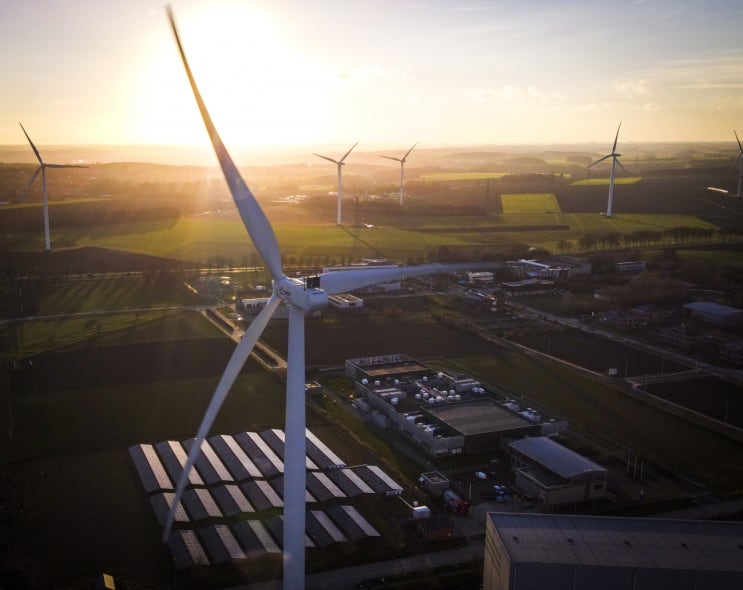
[
  {"left": 484, "top": 512, "right": 743, "bottom": 590},
  {"left": 328, "top": 292, "right": 364, "bottom": 310},
  {"left": 683, "top": 301, "right": 743, "bottom": 328},
  {"left": 506, "top": 256, "right": 592, "bottom": 279},
  {"left": 507, "top": 436, "right": 608, "bottom": 509},
  {"left": 500, "top": 278, "right": 556, "bottom": 297},
  {"left": 347, "top": 355, "right": 566, "bottom": 457}
]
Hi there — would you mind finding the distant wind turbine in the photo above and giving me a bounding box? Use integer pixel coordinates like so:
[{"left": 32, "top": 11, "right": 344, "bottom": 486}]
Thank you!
[
  {"left": 19, "top": 123, "right": 87, "bottom": 251},
  {"left": 163, "top": 9, "right": 496, "bottom": 590},
  {"left": 588, "top": 122, "right": 627, "bottom": 217},
  {"left": 380, "top": 142, "right": 418, "bottom": 205},
  {"left": 313, "top": 142, "right": 358, "bottom": 224},
  {"left": 731, "top": 130, "right": 743, "bottom": 197}
]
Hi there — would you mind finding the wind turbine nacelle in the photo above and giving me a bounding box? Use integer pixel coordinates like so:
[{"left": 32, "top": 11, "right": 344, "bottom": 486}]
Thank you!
[{"left": 274, "top": 277, "right": 329, "bottom": 312}]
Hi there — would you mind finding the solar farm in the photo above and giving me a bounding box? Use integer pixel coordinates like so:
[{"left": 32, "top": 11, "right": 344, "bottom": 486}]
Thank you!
[{"left": 128, "top": 428, "right": 400, "bottom": 570}]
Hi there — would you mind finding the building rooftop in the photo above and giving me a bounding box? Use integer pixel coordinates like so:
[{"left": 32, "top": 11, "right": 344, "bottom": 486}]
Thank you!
[
  {"left": 684, "top": 301, "right": 743, "bottom": 317},
  {"left": 488, "top": 512, "right": 743, "bottom": 572},
  {"left": 509, "top": 436, "right": 605, "bottom": 479},
  {"left": 426, "top": 399, "right": 531, "bottom": 436}
]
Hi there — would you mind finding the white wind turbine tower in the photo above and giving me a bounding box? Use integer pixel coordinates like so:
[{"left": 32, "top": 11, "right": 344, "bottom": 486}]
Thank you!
[
  {"left": 313, "top": 142, "right": 358, "bottom": 224},
  {"left": 588, "top": 122, "right": 627, "bottom": 217},
  {"left": 380, "top": 142, "right": 418, "bottom": 205},
  {"left": 163, "top": 9, "right": 495, "bottom": 590},
  {"left": 19, "top": 123, "right": 87, "bottom": 251},
  {"left": 731, "top": 130, "right": 743, "bottom": 197}
]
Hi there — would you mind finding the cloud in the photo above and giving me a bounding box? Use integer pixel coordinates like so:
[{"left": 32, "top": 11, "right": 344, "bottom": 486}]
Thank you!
[
  {"left": 611, "top": 79, "right": 652, "bottom": 95},
  {"left": 467, "top": 85, "right": 565, "bottom": 110}
]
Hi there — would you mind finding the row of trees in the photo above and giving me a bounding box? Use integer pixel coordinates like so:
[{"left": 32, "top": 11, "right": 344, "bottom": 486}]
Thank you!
[{"left": 557, "top": 226, "right": 742, "bottom": 253}]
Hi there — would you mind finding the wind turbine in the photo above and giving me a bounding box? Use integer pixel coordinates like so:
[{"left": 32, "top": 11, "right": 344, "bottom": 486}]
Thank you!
[
  {"left": 380, "top": 142, "right": 418, "bottom": 205},
  {"left": 19, "top": 123, "right": 87, "bottom": 251},
  {"left": 164, "top": 9, "right": 494, "bottom": 590},
  {"left": 588, "top": 122, "right": 627, "bottom": 217},
  {"left": 731, "top": 130, "right": 743, "bottom": 197},
  {"left": 313, "top": 142, "right": 358, "bottom": 225}
]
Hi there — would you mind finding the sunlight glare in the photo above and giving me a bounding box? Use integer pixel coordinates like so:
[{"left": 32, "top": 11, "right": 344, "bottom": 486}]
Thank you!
[{"left": 134, "top": 2, "right": 333, "bottom": 148}]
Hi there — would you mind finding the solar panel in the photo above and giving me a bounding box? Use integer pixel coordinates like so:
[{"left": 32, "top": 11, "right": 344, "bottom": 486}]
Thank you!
[
  {"left": 128, "top": 444, "right": 172, "bottom": 494},
  {"left": 327, "top": 468, "right": 374, "bottom": 497},
  {"left": 234, "top": 432, "right": 283, "bottom": 477},
  {"left": 306, "top": 472, "right": 346, "bottom": 502},
  {"left": 327, "top": 505, "right": 380, "bottom": 541},
  {"left": 198, "top": 524, "right": 245, "bottom": 564},
  {"left": 260, "top": 428, "right": 318, "bottom": 470},
  {"left": 211, "top": 484, "right": 254, "bottom": 516},
  {"left": 155, "top": 440, "right": 204, "bottom": 487},
  {"left": 208, "top": 434, "right": 262, "bottom": 481},
  {"left": 231, "top": 520, "right": 281, "bottom": 555},
  {"left": 264, "top": 515, "right": 315, "bottom": 549},
  {"left": 182, "top": 488, "right": 222, "bottom": 522},
  {"left": 149, "top": 492, "right": 189, "bottom": 526},
  {"left": 241, "top": 479, "right": 283, "bottom": 511},
  {"left": 307, "top": 510, "right": 347, "bottom": 547},
  {"left": 306, "top": 428, "right": 346, "bottom": 470},
  {"left": 353, "top": 465, "right": 402, "bottom": 496},
  {"left": 183, "top": 438, "right": 234, "bottom": 485},
  {"left": 269, "top": 475, "right": 315, "bottom": 503},
  {"left": 167, "top": 529, "right": 210, "bottom": 569}
]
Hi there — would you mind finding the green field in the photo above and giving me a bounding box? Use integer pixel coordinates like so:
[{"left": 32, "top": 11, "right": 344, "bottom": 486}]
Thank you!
[
  {"left": 501, "top": 193, "right": 561, "bottom": 214},
  {"left": 572, "top": 177, "right": 643, "bottom": 186},
  {"left": 420, "top": 172, "right": 509, "bottom": 181},
  {"left": 3, "top": 210, "right": 720, "bottom": 266}
]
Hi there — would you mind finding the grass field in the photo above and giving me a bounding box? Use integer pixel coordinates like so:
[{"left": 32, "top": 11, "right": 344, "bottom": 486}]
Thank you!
[
  {"left": 420, "top": 172, "right": 509, "bottom": 182},
  {"left": 571, "top": 178, "right": 643, "bottom": 186},
  {"left": 5, "top": 311, "right": 410, "bottom": 588},
  {"left": 1, "top": 194, "right": 723, "bottom": 265},
  {"left": 500, "top": 193, "right": 561, "bottom": 214}
]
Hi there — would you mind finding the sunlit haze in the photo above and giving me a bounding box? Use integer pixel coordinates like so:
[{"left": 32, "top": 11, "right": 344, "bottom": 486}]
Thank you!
[{"left": 2, "top": 0, "right": 743, "bottom": 152}]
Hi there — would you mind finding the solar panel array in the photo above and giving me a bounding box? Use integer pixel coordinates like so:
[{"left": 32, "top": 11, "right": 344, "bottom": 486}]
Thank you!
[{"left": 128, "top": 428, "right": 393, "bottom": 569}]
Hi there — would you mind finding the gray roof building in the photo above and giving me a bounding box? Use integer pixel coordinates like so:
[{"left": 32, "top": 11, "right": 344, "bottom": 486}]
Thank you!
[{"left": 484, "top": 512, "right": 743, "bottom": 590}]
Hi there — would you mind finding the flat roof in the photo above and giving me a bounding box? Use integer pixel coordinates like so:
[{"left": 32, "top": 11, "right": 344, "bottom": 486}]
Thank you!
[
  {"left": 362, "top": 361, "right": 429, "bottom": 378},
  {"left": 425, "top": 399, "right": 531, "bottom": 435},
  {"left": 509, "top": 436, "right": 606, "bottom": 479},
  {"left": 488, "top": 512, "right": 743, "bottom": 572}
]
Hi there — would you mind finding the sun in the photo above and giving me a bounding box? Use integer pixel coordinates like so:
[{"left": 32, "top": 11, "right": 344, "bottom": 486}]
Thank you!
[{"left": 132, "top": 3, "right": 333, "bottom": 148}]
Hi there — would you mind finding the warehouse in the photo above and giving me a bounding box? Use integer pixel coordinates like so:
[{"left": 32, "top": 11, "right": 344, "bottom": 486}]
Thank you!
[
  {"left": 507, "top": 436, "right": 607, "bottom": 508},
  {"left": 484, "top": 512, "right": 743, "bottom": 590}
]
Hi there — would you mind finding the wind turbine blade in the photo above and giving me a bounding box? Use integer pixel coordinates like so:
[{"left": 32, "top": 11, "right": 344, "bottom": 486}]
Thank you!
[
  {"left": 314, "top": 153, "right": 339, "bottom": 165},
  {"left": 379, "top": 155, "right": 402, "bottom": 162},
  {"left": 402, "top": 141, "right": 419, "bottom": 161},
  {"left": 616, "top": 157, "right": 629, "bottom": 174},
  {"left": 22, "top": 166, "right": 42, "bottom": 193},
  {"left": 611, "top": 122, "right": 622, "bottom": 154},
  {"left": 339, "top": 141, "right": 359, "bottom": 163},
  {"left": 588, "top": 154, "right": 612, "bottom": 168},
  {"left": 19, "top": 123, "right": 43, "bottom": 164},
  {"left": 735, "top": 130, "right": 743, "bottom": 153},
  {"left": 162, "top": 294, "right": 281, "bottom": 542},
  {"left": 167, "top": 7, "right": 284, "bottom": 281},
  {"left": 319, "top": 262, "right": 500, "bottom": 295}
]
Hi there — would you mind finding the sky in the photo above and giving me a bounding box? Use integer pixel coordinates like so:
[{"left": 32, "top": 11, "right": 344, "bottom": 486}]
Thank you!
[{"left": 1, "top": 0, "right": 743, "bottom": 150}]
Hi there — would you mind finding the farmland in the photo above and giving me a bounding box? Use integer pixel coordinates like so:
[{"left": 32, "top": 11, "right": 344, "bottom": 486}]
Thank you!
[{"left": 2, "top": 143, "right": 743, "bottom": 588}]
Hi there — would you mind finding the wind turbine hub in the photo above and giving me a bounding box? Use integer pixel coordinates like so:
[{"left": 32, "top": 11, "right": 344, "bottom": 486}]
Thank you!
[{"left": 273, "top": 277, "right": 329, "bottom": 312}]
